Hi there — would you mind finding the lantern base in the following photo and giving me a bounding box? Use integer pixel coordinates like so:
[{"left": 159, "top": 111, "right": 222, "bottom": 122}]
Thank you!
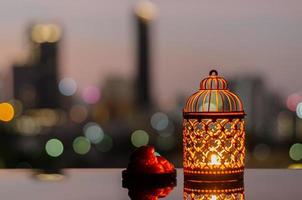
[
  {"left": 184, "top": 178, "right": 244, "bottom": 193},
  {"left": 184, "top": 168, "right": 244, "bottom": 182}
]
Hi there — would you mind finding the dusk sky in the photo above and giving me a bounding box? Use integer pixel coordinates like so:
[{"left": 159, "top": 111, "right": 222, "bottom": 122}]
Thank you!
[{"left": 0, "top": 0, "right": 301, "bottom": 107}]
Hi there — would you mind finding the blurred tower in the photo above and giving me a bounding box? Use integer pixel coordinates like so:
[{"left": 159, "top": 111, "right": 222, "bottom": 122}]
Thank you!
[
  {"left": 134, "top": 1, "right": 157, "bottom": 108},
  {"left": 13, "top": 23, "right": 62, "bottom": 109},
  {"left": 229, "top": 76, "right": 283, "bottom": 142}
]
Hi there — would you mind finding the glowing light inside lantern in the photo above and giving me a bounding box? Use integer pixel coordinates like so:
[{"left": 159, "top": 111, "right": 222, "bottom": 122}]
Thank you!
[
  {"left": 211, "top": 195, "right": 217, "bottom": 200},
  {"left": 210, "top": 154, "right": 220, "bottom": 165}
]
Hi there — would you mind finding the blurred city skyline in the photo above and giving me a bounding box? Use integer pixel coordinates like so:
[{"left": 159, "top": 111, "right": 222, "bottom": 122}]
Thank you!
[
  {"left": 0, "top": 0, "right": 300, "bottom": 169},
  {"left": 0, "top": 0, "right": 302, "bottom": 107}
]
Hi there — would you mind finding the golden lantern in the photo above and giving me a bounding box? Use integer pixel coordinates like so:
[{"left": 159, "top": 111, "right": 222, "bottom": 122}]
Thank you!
[
  {"left": 183, "top": 70, "right": 245, "bottom": 181},
  {"left": 184, "top": 179, "right": 245, "bottom": 200}
]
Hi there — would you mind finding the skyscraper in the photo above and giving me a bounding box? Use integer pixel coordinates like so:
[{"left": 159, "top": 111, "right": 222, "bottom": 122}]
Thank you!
[
  {"left": 13, "top": 23, "right": 62, "bottom": 109},
  {"left": 134, "top": 1, "right": 157, "bottom": 108}
]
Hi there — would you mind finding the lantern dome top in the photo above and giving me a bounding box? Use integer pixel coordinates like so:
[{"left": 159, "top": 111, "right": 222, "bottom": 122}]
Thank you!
[
  {"left": 200, "top": 70, "right": 228, "bottom": 90},
  {"left": 184, "top": 70, "right": 244, "bottom": 115}
]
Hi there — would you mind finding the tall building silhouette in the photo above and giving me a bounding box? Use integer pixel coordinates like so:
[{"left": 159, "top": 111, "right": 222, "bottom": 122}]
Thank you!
[
  {"left": 229, "top": 76, "right": 283, "bottom": 141},
  {"left": 13, "top": 23, "right": 62, "bottom": 109},
  {"left": 134, "top": 1, "right": 157, "bottom": 107}
]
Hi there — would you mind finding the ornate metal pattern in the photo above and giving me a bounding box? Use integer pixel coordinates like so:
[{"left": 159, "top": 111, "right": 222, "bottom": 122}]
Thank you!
[
  {"left": 184, "top": 190, "right": 245, "bottom": 200},
  {"left": 183, "top": 118, "right": 245, "bottom": 174}
]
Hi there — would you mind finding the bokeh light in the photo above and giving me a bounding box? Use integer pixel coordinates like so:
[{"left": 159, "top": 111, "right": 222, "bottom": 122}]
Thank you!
[
  {"left": 296, "top": 102, "right": 302, "bottom": 119},
  {"left": 73, "top": 136, "right": 91, "bottom": 155},
  {"left": 289, "top": 143, "right": 302, "bottom": 161},
  {"left": 131, "top": 130, "right": 149, "bottom": 147},
  {"left": 36, "top": 173, "right": 65, "bottom": 181},
  {"left": 96, "top": 135, "right": 113, "bottom": 153},
  {"left": 277, "top": 111, "right": 293, "bottom": 140},
  {"left": 45, "top": 138, "right": 64, "bottom": 157},
  {"left": 33, "top": 109, "right": 59, "bottom": 127},
  {"left": 69, "top": 105, "right": 88, "bottom": 123},
  {"left": 288, "top": 163, "right": 302, "bottom": 169},
  {"left": 286, "top": 93, "right": 302, "bottom": 112},
  {"left": 83, "top": 122, "right": 104, "bottom": 144},
  {"left": 31, "top": 24, "right": 61, "bottom": 43},
  {"left": 150, "top": 112, "right": 169, "bottom": 131},
  {"left": 0, "top": 102, "right": 15, "bottom": 122},
  {"left": 82, "top": 86, "right": 101, "bottom": 104},
  {"left": 135, "top": 0, "right": 157, "bottom": 21},
  {"left": 58, "top": 78, "right": 77, "bottom": 96},
  {"left": 15, "top": 116, "right": 41, "bottom": 135}
]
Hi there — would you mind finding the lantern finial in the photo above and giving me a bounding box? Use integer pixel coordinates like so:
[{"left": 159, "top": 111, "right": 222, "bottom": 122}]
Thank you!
[{"left": 209, "top": 69, "right": 218, "bottom": 76}]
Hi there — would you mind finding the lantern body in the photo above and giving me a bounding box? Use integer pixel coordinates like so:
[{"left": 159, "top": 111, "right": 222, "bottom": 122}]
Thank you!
[{"left": 183, "top": 70, "right": 245, "bottom": 181}]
